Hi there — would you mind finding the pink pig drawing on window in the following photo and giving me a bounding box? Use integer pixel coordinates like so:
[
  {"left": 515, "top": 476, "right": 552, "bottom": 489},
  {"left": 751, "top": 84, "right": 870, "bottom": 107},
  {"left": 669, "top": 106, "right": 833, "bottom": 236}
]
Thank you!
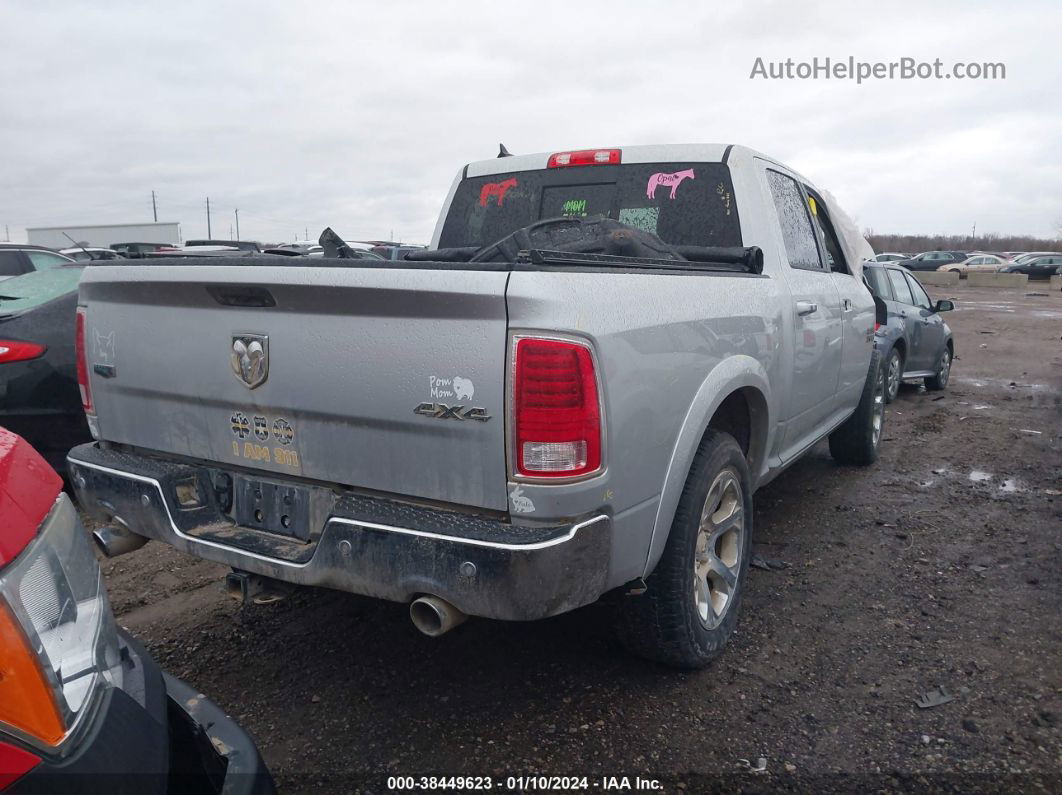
[{"left": 646, "top": 169, "right": 695, "bottom": 200}]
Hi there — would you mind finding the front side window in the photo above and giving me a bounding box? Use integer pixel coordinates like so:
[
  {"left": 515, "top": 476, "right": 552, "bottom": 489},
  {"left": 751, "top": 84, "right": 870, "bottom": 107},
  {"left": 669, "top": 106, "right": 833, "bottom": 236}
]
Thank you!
[
  {"left": 0, "top": 251, "right": 27, "bottom": 276},
  {"left": 804, "top": 188, "right": 850, "bottom": 274},
  {"left": 766, "top": 170, "right": 822, "bottom": 270},
  {"left": 904, "top": 273, "right": 933, "bottom": 309},
  {"left": 887, "top": 268, "right": 914, "bottom": 304}
]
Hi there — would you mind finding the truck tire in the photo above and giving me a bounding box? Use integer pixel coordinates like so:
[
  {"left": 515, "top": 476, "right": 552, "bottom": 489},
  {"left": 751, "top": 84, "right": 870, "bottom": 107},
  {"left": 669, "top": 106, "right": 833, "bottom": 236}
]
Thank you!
[
  {"left": 924, "top": 344, "right": 952, "bottom": 391},
  {"left": 828, "top": 349, "right": 885, "bottom": 466},
  {"left": 615, "top": 430, "right": 752, "bottom": 669}
]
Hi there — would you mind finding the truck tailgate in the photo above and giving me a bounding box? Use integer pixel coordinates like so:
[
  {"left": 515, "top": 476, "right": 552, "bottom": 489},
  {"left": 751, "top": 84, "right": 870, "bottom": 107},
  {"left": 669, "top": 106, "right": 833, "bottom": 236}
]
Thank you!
[{"left": 79, "top": 263, "right": 510, "bottom": 511}]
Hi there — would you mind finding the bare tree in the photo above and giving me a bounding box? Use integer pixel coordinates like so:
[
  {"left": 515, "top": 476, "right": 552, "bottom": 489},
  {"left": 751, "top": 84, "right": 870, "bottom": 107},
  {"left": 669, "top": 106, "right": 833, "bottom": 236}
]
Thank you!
[{"left": 867, "top": 231, "right": 1062, "bottom": 255}]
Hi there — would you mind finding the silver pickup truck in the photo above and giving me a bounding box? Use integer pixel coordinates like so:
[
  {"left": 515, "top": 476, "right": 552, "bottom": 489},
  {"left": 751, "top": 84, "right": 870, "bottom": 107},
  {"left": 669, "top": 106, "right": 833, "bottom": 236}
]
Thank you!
[{"left": 69, "top": 144, "right": 885, "bottom": 668}]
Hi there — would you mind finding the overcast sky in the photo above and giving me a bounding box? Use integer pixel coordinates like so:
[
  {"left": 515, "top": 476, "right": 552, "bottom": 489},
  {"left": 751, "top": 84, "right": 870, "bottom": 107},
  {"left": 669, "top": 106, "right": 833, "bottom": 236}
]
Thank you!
[{"left": 2, "top": 0, "right": 1059, "bottom": 245}]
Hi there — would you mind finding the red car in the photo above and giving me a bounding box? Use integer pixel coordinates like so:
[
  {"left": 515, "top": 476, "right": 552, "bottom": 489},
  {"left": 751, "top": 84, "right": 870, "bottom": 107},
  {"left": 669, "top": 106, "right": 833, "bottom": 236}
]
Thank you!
[{"left": 0, "top": 427, "right": 274, "bottom": 793}]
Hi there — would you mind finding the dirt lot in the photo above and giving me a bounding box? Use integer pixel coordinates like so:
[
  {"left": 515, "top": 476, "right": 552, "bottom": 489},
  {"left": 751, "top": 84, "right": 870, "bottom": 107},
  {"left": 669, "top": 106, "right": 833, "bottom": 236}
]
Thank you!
[{"left": 97, "top": 286, "right": 1061, "bottom": 793}]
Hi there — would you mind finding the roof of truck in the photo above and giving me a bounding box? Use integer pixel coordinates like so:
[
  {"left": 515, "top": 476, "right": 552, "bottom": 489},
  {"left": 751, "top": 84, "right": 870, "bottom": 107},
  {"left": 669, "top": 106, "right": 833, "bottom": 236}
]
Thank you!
[{"left": 464, "top": 143, "right": 790, "bottom": 178}]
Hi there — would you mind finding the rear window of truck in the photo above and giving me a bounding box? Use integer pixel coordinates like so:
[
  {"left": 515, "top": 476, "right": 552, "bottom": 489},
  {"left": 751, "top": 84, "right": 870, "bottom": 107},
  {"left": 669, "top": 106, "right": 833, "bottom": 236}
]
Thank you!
[{"left": 438, "top": 162, "right": 742, "bottom": 250}]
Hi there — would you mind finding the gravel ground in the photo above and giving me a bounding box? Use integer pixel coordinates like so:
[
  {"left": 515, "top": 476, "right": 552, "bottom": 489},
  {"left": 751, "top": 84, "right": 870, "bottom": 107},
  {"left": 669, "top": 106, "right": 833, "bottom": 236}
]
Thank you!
[{"left": 96, "top": 285, "right": 1061, "bottom": 793}]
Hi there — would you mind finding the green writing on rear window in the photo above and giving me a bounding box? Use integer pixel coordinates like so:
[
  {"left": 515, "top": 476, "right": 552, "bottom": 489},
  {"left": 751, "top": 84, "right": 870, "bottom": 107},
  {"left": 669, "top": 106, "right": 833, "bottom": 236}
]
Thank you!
[{"left": 562, "top": 199, "right": 588, "bottom": 216}]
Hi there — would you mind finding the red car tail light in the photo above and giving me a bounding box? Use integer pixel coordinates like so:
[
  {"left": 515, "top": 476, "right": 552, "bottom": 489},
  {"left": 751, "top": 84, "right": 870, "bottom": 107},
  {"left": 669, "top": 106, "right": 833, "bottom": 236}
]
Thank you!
[
  {"left": 547, "top": 149, "right": 621, "bottom": 168},
  {"left": 512, "top": 337, "right": 601, "bottom": 478},
  {"left": 0, "top": 341, "right": 46, "bottom": 364},
  {"left": 74, "top": 307, "right": 93, "bottom": 414}
]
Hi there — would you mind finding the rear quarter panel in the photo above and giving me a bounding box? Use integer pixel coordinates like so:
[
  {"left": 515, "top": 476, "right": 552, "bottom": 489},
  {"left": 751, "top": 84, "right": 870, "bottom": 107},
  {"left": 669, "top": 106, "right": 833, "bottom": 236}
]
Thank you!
[{"left": 505, "top": 269, "right": 785, "bottom": 587}]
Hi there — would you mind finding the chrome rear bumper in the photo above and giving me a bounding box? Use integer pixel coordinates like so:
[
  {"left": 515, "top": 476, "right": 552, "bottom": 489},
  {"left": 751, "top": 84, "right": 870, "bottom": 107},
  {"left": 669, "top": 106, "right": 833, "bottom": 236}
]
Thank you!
[{"left": 68, "top": 443, "right": 610, "bottom": 621}]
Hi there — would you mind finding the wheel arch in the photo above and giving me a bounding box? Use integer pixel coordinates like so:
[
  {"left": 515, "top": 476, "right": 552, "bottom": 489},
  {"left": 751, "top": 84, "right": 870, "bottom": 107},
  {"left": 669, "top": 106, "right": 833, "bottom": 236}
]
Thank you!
[{"left": 641, "top": 356, "right": 772, "bottom": 578}]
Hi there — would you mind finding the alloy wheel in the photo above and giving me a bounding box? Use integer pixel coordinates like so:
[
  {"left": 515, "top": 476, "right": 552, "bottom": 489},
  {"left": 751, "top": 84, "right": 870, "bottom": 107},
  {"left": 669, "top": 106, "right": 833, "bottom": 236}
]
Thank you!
[
  {"left": 693, "top": 469, "right": 745, "bottom": 629},
  {"left": 887, "top": 350, "right": 902, "bottom": 401}
]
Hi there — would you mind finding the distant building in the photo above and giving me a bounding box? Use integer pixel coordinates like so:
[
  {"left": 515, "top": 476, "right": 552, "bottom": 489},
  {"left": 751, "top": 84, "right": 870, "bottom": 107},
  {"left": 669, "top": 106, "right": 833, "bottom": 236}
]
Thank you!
[{"left": 26, "top": 222, "right": 181, "bottom": 249}]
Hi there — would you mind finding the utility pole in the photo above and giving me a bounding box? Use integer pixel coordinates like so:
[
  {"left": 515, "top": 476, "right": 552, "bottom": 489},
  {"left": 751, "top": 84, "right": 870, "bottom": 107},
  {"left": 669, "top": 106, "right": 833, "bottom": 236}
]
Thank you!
[
  {"left": 3, "top": 225, "right": 8, "bottom": 242},
  {"left": 971, "top": 222, "right": 976, "bottom": 240},
  {"left": 235, "top": 208, "right": 240, "bottom": 241},
  {"left": 206, "top": 197, "right": 212, "bottom": 238},
  {"left": 304, "top": 226, "right": 308, "bottom": 241},
  {"left": 151, "top": 190, "right": 158, "bottom": 222}
]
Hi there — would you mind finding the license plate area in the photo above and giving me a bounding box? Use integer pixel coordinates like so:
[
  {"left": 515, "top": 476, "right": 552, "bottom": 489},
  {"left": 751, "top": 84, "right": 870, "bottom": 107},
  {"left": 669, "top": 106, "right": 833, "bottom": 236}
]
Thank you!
[{"left": 233, "top": 477, "right": 312, "bottom": 541}]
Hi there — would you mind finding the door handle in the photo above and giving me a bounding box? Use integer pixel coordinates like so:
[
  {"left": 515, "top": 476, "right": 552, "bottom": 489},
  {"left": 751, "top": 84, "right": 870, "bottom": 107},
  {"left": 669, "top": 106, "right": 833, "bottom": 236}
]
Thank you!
[
  {"left": 795, "top": 301, "right": 817, "bottom": 316},
  {"left": 843, "top": 298, "right": 853, "bottom": 312}
]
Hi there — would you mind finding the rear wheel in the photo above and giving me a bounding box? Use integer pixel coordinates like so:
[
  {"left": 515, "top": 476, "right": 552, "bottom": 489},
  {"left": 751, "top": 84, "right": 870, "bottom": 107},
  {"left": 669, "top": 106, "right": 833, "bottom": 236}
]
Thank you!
[
  {"left": 615, "top": 431, "right": 751, "bottom": 669},
  {"left": 925, "top": 345, "right": 952, "bottom": 391},
  {"left": 885, "top": 347, "right": 903, "bottom": 403},
  {"left": 829, "top": 349, "right": 885, "bottom": 466}
]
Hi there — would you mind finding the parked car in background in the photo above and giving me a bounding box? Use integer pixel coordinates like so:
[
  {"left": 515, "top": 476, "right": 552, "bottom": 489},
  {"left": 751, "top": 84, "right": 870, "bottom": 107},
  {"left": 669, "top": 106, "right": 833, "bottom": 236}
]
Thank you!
[
  {"left": 0, "top": 244, "right": 75, "bottom": 281},
  {"left": 0, "top": 427, "right": 275, "bottom": 793},
  {"left": 899, "top": 251, "right": 967, "bottom": 271},
  {"left": 0, "top": 265, "right": 90, "bottom": 469},
  {"left": 371, "top": 244, "right": 427, "bottom": 260},
  {"left": 149, "top": 245, "right": 258, "bottom": 258},
  {"left": 185, "top": 239, "right": 262, "bottom": 253},
  {"left": 938, "top": 254, "right": 1007, "bottom": 276},
  {"left": 271, "top": 240, "right": 319, "bottom": 254},
  {"left": 863, "top": 262, "right": 954, "bottom": 402},
  {"left": 109, "top": 242, "right": 173, "bottom": 257},
  {"left": 872, "top": 252, "right": 910, "bottom": 263},
  {"left": 1008, "top": 251, "right": 1060, "bottom": 265},
  {"left": 59, "top": 247, "right": 125, "bottom": 262},
  {"left": 1001, "top": 254, "right": 1062, "bottom": 279}
]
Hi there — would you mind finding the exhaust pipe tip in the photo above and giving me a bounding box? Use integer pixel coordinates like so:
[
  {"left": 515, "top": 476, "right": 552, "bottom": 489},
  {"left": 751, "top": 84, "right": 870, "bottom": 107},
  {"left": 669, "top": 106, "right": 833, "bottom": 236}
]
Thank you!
[
  {"left": 92, "top": 526, "right": 149, "bottom": 558},
  {"left": 410, "top": 595, "right": 468, "bottom": 637}
]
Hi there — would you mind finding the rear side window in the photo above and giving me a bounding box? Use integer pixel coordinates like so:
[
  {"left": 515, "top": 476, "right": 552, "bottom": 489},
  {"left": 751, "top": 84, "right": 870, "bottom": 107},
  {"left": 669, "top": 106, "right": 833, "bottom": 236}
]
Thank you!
[
  {"left": 0, "top": 251, "right": 27, "bottom": 276},
  {"left": 887, "top": 269, "right": 914, "bottom": 304},
  {"left": 766, "top": 170, "right": 822, "bottom": 271},
  {"left": 864, "top": 267, "right": 893, "bottom": 299},
  {"left": 26, "top": 251, "right": 72, "bottom": 270},
  {"left": 438, "top": 162, "right": 742, "bottom": 250}
]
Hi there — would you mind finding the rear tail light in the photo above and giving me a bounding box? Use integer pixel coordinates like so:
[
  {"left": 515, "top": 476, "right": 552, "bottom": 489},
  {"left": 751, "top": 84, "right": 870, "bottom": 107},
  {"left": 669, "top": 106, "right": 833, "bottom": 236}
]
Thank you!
[
  {"left": 74, "top": 307, "right": 93, "bottom": 414},
  {"left": 547, "top": 148, "right": 621, "bottom": 168},
  {"left": 512, "top": 337, "right": 601, "bottom": 478},
  {"left": 0, "top": 341, "right": 46, "bottom": 364}
]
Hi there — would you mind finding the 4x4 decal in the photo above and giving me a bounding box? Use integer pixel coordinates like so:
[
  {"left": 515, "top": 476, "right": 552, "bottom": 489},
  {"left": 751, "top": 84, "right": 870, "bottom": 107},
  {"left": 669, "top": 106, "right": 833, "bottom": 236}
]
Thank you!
[{"left": 413, "top": 402, "right": 491, "bottom": 422}]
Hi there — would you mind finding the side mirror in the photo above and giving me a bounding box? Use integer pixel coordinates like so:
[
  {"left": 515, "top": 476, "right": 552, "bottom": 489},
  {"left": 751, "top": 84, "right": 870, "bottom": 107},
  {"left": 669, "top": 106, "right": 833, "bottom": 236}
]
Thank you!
[{"left": 934, "top": 299, "right": 954, "bottom": 312}]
